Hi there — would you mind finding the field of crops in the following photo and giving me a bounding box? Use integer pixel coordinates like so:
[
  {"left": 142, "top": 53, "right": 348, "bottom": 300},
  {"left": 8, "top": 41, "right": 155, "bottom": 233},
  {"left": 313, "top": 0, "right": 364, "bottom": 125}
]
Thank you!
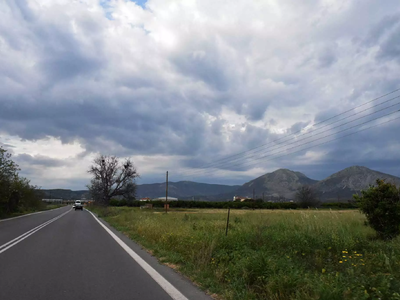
[{"left": 91, "top": 207, "right": 400, "bottom": 300}]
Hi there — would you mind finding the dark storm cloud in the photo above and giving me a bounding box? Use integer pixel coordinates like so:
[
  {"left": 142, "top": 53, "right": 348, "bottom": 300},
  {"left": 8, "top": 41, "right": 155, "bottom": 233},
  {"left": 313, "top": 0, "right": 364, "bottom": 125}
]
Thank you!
[
  {"left": 318, "top": 48, "right": 337, "bottom": 69},
  {"left": 14, "top": 154, "right": 68, "bottom": 168},
  {"left": 279, "top": 115, "right": 400, "bottom": 180},
  {"left": 1, "top": 0, "right": 400, "bottom": 188},
  {"left": 0, "top": 93, "right": 208, "bottom": 157},
  {"left": 244, "top": 97, "right": 270, "bottom": 121},
  {"left": 377, "top": 28, "right": 400, "bottom": 63},
  {"left": 362, "top": 12, "right": 400, "bottom": 63},
  {"left": 289, "top": 121, "right": 311, "bottom": 134},
  {"left": 364, "top": 13, "right": 400, "bottom": 47},
  {"left": 171, "top": 51, "right": 231, "bottom": 92}
]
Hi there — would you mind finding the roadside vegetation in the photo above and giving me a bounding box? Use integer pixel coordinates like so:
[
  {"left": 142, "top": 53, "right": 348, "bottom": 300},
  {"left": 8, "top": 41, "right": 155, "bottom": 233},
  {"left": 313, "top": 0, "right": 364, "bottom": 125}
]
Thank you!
[
  {"left": 88, "top": 206, "right": 400, "bottom": 299},
  {"left": 0, "top": 147, "right": 49, "bottom": 219},
  {"left": 107, "top": 199, "right": 357, "bottom": 209}
]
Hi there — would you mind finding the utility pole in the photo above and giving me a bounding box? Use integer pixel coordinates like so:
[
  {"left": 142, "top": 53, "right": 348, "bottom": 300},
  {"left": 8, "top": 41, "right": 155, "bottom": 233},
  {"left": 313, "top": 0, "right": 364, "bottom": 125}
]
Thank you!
[
  {"left": 165, "top": 171, "right": 168, "bottom": 213},
  {"left": 225, "top": 207, "right": 231, "bottom": 236}
]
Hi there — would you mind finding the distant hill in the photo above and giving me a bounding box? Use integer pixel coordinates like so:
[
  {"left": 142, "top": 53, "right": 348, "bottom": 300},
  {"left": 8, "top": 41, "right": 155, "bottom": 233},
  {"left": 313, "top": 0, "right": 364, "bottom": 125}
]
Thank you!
[
  {"left": 41, "top": 189, "right": 90, "bottom": 200},
  {"left": 136, "top": 181, "right": 241, "bottom": 199},
  {"left": 41, "top": 182, "right": 240, "bottom": 201},
  {"left": 225, "top": 169, "right": 318, "bottom": 200},
  {"left": 314, "top": 166, "right": 400, "bottom": 201},
  {"left": 41, "top": 166, "right": 400, "bottom": 202}
]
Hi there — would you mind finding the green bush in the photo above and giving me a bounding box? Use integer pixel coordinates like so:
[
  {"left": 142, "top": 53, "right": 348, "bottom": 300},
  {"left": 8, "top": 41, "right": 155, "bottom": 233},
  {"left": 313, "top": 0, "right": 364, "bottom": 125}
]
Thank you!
[
  {"left": 321, "top": 202, "right": 358, "bottom": 209},
  {"left": 354, "top": 179, "right": 400, "bottom": 240},
  {"left": 109, "top": 198, "right": 129, "bottom": 206}
]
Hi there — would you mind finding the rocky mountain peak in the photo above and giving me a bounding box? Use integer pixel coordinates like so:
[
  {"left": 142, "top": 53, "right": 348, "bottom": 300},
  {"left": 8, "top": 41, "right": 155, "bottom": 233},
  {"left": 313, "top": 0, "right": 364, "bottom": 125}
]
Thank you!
[
  {"left": 316, "top": 165, "right": 400, "bottom": 195},
  {"left": 238, "top": 168, "right": 318, "bottom": 199}
]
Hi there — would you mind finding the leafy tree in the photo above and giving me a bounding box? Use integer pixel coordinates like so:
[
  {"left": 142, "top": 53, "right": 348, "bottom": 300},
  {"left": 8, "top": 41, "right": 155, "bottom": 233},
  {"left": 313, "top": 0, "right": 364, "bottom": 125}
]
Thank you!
[
  {"left": 295, "top": 185, "right": 319, "bottom": 208},
  {"left": 0, "top": 147, "right": 43, "bottom": 215},
  {"left": 0, "top": 147, "right": 20, "bottom": 213},
  {"left": 354, "top": 179, "right": 400, "bottom": 240},
  {"left": 87, "top": 154, "right": 139, "bottom": 206}
]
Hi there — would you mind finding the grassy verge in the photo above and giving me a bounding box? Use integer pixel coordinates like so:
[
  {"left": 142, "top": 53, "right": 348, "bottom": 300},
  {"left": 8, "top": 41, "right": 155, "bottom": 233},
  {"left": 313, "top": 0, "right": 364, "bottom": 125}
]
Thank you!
[
  {"left": 0, "top": 203, "right": 66, "bottom": 220},
  {"left": 88, "top": 206, "right": 400, "bottom": 300}
]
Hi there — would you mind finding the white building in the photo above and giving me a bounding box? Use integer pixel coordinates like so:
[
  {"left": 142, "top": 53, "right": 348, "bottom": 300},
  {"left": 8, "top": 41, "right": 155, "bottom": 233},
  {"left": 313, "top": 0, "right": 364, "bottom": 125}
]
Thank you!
[{"left": 152, "top": 197, "right": 178, "bottom": 201}]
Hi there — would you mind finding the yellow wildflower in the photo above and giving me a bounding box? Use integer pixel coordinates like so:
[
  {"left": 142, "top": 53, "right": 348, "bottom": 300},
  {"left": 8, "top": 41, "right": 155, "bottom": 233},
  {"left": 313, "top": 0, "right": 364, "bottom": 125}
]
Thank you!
[{"left": 339, "top": 261, "right": 343, "bottom": 263}]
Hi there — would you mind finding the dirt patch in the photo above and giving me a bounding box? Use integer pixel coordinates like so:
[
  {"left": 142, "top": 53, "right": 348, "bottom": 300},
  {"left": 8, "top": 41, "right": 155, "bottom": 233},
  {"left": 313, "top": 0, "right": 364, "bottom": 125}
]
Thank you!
[{"left": 163, "top": 262, "right": 179, "bottom": 270}]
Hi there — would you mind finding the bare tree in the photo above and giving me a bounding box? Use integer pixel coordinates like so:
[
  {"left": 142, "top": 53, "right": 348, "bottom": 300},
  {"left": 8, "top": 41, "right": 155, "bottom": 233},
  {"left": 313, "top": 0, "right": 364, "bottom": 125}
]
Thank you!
[
  {"left": 87, "top": 155, "right": 139, "bottom": 206},
  {"left": 295, "top": 185, "right": 319, "bottom": 208}
]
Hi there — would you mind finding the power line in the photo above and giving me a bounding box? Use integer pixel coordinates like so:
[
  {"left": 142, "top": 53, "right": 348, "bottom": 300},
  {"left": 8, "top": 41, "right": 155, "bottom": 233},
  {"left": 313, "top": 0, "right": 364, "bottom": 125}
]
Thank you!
[
  {"left": 224, "top": 109, "right": 400, "bottom": 171},
  {"left": 188, "top": 88, "right": 400, "bottom": 172},
  {"left": 187, "top": 101, "right": 400, "bottom": 176},
  {"left": 241, "top": 114, "right": 400, "bottom": 171},
  {"left": 186, "top": 109, "right": 400, "bottom": 176},
  {"left": 188, "top": 96, "right": 400, "bottom": 175}
]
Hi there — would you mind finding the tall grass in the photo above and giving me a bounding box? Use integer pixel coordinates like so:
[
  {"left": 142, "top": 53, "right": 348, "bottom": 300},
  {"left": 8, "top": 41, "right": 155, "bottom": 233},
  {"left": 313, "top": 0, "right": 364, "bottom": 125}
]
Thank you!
[{"left": 91, "top": 207, "right": 400, "bottom": 299}]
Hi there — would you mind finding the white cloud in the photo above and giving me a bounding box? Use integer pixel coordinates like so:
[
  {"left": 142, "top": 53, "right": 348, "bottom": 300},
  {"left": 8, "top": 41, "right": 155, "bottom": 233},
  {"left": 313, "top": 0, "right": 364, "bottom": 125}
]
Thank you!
[{"left": 0, "top": 0, "right": 400, "bottom": 188}]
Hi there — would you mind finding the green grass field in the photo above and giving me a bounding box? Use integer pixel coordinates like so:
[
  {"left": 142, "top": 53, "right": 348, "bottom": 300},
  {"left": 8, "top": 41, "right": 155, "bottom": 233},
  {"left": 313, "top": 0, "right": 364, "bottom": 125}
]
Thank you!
[{"left": 90, "top": 206, "right": 400, "bottom": 300}]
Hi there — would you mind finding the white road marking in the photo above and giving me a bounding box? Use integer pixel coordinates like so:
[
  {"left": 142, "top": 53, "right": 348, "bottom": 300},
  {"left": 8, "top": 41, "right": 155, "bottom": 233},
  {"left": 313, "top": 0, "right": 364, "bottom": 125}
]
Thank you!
[
  {"left": 87, "top": 210, "right": 189, "bottom": 300},
  {"left": 0, "top": 206, "right": 66, "bottom": 223},
  {"left": 0, "top": 209, "right": 71, "bottom": 254}
]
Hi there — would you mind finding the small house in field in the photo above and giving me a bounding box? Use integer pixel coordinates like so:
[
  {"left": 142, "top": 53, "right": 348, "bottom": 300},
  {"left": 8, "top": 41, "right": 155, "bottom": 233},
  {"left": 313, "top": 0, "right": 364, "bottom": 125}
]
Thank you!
[{"left": 233, "top": 196, "right": 250, "bottom": 202}]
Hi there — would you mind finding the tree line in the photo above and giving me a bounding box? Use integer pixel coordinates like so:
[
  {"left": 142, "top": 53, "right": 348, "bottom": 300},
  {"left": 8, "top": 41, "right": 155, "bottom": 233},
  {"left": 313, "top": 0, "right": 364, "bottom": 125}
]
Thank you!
[
  {"left": 0, "top": 147, "right": 45, "bottom": 217},
  {"left": 106, "top": 199, "right": 358, "bottom": 209}
]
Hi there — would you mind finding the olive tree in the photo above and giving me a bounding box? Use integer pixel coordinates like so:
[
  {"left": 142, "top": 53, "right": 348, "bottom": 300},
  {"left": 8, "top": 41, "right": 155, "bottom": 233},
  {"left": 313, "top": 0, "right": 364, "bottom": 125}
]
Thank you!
[
  {"left": 87, "top": 154, "right": 139, "bottom": 206},
  {"left": 295, "top": 185, "right": 320, "bottom": 208},
  {"left": 354, "top": 179, "right": 400, "bottom": 240}
]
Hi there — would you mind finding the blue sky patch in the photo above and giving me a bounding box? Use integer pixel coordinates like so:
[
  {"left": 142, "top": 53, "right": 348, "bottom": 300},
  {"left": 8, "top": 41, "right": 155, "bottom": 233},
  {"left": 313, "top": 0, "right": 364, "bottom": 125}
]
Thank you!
[{"left": 130, "top": 0, "right": 147, "bottom": 9}]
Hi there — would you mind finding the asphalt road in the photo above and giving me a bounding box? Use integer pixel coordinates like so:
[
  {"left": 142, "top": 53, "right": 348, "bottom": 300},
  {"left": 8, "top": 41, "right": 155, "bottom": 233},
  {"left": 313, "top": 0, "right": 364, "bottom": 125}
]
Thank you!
[{"left": 0, "top": 206, "right": 212, "bottom": 300}]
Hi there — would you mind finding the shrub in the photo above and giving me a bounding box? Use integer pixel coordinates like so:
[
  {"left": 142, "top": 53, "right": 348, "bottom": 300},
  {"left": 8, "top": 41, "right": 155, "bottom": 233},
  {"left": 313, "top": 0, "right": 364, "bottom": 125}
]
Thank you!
[
  {"left": 295, "top": 185, "right": 320, "bottom": 208},
  {"left": 321, "top": 202, "right": 358, "bottom": 209},
  {"left": 354, "top": 179, "right": 400, "bottom": 240}
]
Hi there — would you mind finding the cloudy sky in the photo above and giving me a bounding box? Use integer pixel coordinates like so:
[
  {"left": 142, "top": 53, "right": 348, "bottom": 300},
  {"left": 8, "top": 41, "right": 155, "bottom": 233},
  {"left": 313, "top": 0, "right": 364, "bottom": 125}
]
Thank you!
[{"left": 1, "top": 0, "right": 400, "bottom": 190}]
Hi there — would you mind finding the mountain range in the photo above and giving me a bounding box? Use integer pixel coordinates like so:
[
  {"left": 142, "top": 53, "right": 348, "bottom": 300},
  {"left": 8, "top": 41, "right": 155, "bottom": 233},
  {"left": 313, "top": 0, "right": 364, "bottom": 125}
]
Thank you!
[
  {"left": 41, "top": 166, "right": 400, "bottom": 202},
  {"left": 228, "top": 166, "right": 400, "bottom": 201}
]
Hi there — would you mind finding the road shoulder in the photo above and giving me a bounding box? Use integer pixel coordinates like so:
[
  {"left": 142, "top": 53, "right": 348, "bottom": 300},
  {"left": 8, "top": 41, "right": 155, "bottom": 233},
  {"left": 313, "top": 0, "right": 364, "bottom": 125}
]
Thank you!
[{"left": 87, "top": 209, "right": 213, "bottom": 300}]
